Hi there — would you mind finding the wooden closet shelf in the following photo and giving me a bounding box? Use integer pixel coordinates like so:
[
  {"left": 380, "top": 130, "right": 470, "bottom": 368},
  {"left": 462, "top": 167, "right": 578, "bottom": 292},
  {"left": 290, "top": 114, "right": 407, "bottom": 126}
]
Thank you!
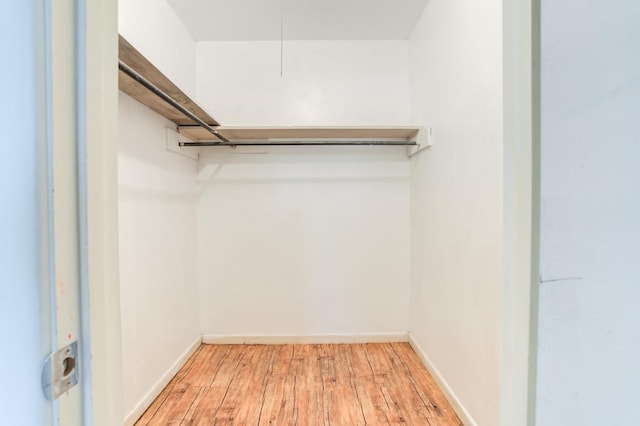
[
  {"left": 118, "top": 35, "right": 219, "bottom": 127},
  {"left": 178, "top": 125, "right": 421, "bottom": 143},
  {"left": 118, "top": 35, "right": 423, "bottom": 148}
]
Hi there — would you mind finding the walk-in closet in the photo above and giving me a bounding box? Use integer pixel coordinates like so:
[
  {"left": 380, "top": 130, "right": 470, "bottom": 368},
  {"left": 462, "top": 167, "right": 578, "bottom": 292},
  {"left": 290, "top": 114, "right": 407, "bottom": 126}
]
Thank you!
[{"left": 116, "top": 1, "right": 531, "bottom": 425}]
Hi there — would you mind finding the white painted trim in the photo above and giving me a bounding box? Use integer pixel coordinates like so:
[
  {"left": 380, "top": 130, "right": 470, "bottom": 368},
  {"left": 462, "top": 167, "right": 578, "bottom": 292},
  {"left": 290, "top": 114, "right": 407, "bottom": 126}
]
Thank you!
[
  {"left": 86, "top": 0, "right": 123, "bottom": 424},
  {"left": 124, "top": 337, "right": 202, "bottom": 426},
  {"left": 202, "top": 333, "right": 409, "bottom": 345},
  {"left": 408, "top": 334, "right": 477, "bottom": 426}
]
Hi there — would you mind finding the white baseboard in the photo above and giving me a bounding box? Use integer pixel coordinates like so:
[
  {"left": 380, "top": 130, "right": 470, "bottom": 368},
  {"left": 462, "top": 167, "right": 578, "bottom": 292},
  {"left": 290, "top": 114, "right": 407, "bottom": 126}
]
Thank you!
[
  {"left": 408, "top": 333, "right": 477, "bottom": 426},
  {"left": 202, "top": 332, "right": 409, "bottom": 345},
  {"left": 124, "top": 336, "right": 202, "bottom": 426}
]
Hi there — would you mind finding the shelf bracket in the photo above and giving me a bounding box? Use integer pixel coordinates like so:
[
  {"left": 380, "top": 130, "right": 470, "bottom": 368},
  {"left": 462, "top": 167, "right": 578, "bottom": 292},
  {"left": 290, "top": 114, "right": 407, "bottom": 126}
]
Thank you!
[{"left": 407, "top": 127, "right": 433, "bottom": 158}]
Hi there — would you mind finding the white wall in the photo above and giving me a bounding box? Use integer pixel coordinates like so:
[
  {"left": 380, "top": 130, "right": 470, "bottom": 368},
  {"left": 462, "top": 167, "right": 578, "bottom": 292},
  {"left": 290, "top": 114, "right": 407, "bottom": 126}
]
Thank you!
[
  {"left": 118, "top": 0, "right": 202, "bottom": 421},
  {"left": 195, "top": 41, "right": 412, "bottom": 339},
  {"left": 118, "top": 92, "right": 201, "bottom": 421},
  {"left": 197, "top": 148, "right": 411, "bottom": 339},
  {"left": 0, "top": 2, "right": 52, "bottom": 424},
  {"left": 196, "top": 41, "right": 410, "bottom": 125},
  {"left": 408, "top": 1, "right": 504, "bottom": 425},
  {"left": 119, "top": 0, "right": 197, "bottom": 97},
  {"left": 536, "top": 1, "right": 640, "bottom": 424}
]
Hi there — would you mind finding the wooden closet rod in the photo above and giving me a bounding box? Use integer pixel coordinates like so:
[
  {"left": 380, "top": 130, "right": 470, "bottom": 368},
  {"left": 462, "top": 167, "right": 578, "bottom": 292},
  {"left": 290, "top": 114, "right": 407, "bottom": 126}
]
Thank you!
[{"left": 118, "top": 60, "right": 229, "bottom": 143}]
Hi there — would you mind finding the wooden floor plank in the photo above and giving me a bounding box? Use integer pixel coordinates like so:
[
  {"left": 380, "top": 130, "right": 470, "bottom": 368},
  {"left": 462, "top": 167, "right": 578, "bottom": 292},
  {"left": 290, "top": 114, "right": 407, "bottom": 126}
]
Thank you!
[
  {"left": 143, "top": 383, "right": 189, "bottom": 425},
  {"left": 182, "top": 387, "right": 206, "bottom": 422},
  {"left": 392, "top": 343, "right": 463, "bottom": 425},
  {"left": 135, "top": 382, "right": 176, "bottom": 425},
  {"left": 190, "top": 386, "right": 228, "bottom": 424},
  {"left": 135, "top": 343, "right": 462, "bottom": 426}
]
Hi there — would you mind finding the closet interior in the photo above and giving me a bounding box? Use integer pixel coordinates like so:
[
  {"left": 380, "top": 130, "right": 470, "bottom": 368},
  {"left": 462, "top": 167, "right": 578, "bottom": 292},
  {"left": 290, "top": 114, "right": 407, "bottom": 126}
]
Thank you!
[{"left": 118, "top": 1, "right": 508, "bottom": 425}]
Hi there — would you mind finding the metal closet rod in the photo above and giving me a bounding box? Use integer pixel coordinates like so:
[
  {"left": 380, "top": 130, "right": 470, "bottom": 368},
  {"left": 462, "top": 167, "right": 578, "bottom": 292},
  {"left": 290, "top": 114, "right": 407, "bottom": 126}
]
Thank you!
[
  {"left": 179, "top": 140, "right": 418, "bottom": 147},
  {"left": 118, "top": 60, "right": 229, "bottom": 143}
]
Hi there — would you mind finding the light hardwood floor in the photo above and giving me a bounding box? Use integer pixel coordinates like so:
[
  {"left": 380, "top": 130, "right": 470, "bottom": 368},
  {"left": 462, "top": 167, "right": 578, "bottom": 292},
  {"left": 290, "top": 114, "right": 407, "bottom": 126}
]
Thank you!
[{"left": 135, "top": 343, "right": 462, "bottom": 425}]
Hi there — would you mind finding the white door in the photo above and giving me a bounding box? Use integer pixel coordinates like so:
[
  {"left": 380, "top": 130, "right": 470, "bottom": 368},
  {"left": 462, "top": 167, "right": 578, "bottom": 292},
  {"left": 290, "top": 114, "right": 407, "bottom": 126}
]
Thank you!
[{"left": 1, "top": 1, "right": 89, "bottom": 424}]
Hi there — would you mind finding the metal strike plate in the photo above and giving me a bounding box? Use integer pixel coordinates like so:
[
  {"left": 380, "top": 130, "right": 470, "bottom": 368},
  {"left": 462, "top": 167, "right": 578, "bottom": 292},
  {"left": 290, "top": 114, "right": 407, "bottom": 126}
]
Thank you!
[{"left": 42, "top": 340, "right": 79, "bottom": 400}]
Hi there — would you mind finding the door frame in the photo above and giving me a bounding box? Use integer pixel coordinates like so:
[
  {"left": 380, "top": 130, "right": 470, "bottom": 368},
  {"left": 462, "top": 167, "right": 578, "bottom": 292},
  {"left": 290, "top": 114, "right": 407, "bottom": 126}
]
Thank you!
[
  {"left": 80, "top": 0, "right": 542, "bottom": 424},
  {"left": 83, "top": 0, "right": 124, "bottom": 424},
  {"left": 501, "top": 0, "right": 540, "bottom": 424}
]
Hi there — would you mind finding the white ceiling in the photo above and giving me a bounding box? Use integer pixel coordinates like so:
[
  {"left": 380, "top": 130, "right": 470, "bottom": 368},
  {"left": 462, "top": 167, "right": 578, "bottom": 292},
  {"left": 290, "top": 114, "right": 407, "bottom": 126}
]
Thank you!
[{"left": 166, "top": 0, "right": 429, "bottom": 41}]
